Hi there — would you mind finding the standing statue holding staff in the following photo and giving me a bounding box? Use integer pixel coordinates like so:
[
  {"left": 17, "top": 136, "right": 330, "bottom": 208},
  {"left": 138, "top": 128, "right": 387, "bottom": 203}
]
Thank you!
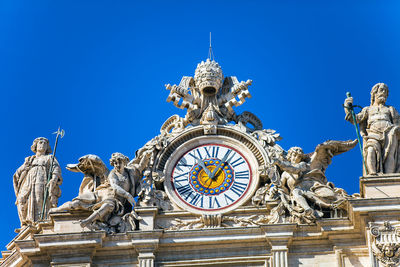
[
  {"left": 344, "top": 83, "right": 400, "bottom": 175},
  {"left": 13, "top": 136, "right": 63, "bottom": 227}
]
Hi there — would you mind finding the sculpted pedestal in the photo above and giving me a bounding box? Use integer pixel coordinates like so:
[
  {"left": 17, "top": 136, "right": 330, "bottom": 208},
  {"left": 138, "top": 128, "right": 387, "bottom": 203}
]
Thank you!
[
  {"left": 360, "top": 174, "right": 400, "bottom": 198},
  {"left": 135, "top": 206, "right": 159, "bottom": 231}
]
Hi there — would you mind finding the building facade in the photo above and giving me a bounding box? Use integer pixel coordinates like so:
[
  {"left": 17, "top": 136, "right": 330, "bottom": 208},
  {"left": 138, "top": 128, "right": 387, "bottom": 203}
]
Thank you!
[{"left": 2, "top": 59, "right": 400, "bottom": 267}]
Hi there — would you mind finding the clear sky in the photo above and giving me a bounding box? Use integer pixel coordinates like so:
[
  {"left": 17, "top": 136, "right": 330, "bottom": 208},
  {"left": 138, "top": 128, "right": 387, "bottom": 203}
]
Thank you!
[{"left": 1, "top": 0, "right": 400, "bottom": 248}]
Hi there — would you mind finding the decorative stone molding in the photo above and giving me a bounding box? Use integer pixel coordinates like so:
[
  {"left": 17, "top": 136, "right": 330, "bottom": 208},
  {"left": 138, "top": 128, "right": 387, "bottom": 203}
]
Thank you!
[{"left": 369, "top": 221, "right": 400, "bottom": 267}]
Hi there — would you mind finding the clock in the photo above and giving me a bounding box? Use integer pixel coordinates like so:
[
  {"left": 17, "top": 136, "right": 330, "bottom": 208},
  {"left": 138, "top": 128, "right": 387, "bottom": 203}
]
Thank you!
[{"left": 160, "top": 127, "right": 263, "bottom": 215}]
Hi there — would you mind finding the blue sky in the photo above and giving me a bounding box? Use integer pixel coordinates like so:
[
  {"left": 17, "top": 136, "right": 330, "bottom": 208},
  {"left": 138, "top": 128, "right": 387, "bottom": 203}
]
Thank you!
[{"left": 1, "top": 1, "right": 400, "bottom": 247}]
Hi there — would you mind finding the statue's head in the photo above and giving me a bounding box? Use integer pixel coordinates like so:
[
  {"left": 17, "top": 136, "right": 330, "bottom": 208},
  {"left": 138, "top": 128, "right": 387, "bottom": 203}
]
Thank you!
[
  {"left": 110, "top": 152, "right": 129, "bottom": 173},
  {"left": 194, "top": 59, "right": 224, "bottom": 96},
  {"left": 370, "top": 83, "right": 388, "bottom": 105},
  {"left": 382, "top": 243, "right": 397, "bottom": 258},
  {"left": 31, "top": 137, "right": 51, "bottom": 155},
  {"left": 287, "top": 147, "right": 304, "bottom": 164}
]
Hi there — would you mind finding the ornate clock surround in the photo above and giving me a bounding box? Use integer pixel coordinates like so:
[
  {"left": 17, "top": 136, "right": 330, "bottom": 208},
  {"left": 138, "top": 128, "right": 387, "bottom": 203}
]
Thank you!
[{"left": 155, "top": 125, "right": 268, "bottom": 215}]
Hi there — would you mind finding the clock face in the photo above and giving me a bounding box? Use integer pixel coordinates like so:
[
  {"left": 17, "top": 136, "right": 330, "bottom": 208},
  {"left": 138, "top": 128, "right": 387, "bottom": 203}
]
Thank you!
[{"left": 169, "top": 143, "right": 253, "bottom": 213}]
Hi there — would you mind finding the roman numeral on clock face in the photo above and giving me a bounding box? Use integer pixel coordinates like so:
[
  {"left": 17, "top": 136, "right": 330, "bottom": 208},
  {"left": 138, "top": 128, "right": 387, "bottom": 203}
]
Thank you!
[
  {"left": 230, "top": 181, "right": 247, "bottom": 197},
  {"left": 230, "top": 158, "right": 245, "bottom": 168},
  {"left": 189, "top": 193, "right": 204, "bottom": 208},
  {"left": 224, "top": 193, "right": 234, "bottom": 204},
  {"left": 235, "top": 170, "right": 249, "bottom": 180},
  {"left": 209, "top": 196, "right": 221, "bottom": 209},
  {"left": 176, "top": 184, "right": 192, "bottom": 197},
  {"left": 203, "top": 146, "right": 220, "bottom": 158},
  {"left": 188, "top": 149, "right": 202, "bottom": 160},
  {"left": 176, "top": 158, "right": 191, "bottom": 172}
]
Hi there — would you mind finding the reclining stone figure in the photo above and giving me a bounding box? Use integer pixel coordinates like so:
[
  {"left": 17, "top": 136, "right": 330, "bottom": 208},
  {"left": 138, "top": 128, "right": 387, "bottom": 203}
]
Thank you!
[{"left": 50, "top": 152, "right": 150, "bottom": 232}]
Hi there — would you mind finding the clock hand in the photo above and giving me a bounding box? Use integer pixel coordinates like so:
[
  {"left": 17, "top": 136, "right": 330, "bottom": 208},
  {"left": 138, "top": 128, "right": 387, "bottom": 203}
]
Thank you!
[
  {"left": 213, "top": 168, "right": 224, "bottom": 180},
  {"left": 206, "top": 177, "right": 213, "bottom": 189},
  {"left": 203, "top": 173, "right": 214, "bottom": 186},
  {"left": 196, "top": 158, "right": 212, "bottom": 177},
  {"left": 210, "top": 150, "right": 232, "bottom": 179},
  {"left": 203, "top": 170, "right": 218, "bottom": 190}
]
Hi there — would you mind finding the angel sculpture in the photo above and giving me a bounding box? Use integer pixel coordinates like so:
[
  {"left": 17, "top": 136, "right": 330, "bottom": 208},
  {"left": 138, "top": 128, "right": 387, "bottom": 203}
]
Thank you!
[{"left": 261, "top": 139, "right": 357, "bottom": 224}]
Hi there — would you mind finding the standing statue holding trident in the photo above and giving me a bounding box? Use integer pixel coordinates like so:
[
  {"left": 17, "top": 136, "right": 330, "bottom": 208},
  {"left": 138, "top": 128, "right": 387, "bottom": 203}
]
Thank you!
[
  {"left": 344, "top": 83, "right": 400, "bottom": 175},
  {"left": 13, "top": 129, "right": 64, "bottom": 227},
  {"left": 40, "top": 127, "right": 65, "bottom": 220}
]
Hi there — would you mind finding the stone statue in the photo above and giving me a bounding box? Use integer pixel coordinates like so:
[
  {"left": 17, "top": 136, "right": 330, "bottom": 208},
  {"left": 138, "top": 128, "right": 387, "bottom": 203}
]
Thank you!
[
  {"left": 78, "top": 152, "right": 140, "bottom": 229},
  {"left": 13, "top": 137, "right": 62, "bottom": 227},
  {"left": 51, "top": 152, "right": 150, "bottom": 233},
  {"left": 254, "top": 139, "right": 357, "bottom": 224},
  {"left": 344, "top": 83, "right": 400, "bottom": 175}
]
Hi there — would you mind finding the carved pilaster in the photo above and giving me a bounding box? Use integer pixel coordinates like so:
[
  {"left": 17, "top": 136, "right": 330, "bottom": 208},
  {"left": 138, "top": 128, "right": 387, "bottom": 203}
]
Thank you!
[
  {"left": 334, "top": 247, "right": 344, "bottom": 267},
  {"left": 138, "top": 252, "right": 155, "bottom": 267},
  {"left": 262, "top": 224, "right": 295, "bottom": 267},
  {"left": 271, "top": 246, "right": 288, "bottom": 267},
  {"left": 131, "top": 230, "right": 162, "bottom": 267}
]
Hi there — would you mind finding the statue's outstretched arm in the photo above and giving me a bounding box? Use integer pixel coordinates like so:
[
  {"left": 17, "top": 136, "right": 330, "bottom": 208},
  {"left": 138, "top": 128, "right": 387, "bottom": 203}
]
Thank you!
[{"left": 274, "top": 159, "right": 307, "bottom": 175}]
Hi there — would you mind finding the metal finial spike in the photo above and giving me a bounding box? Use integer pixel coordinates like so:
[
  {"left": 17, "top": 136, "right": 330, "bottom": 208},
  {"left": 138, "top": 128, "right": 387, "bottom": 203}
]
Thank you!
[{"left": 208, "top": 32, "right": 214, "bottom": 61}]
